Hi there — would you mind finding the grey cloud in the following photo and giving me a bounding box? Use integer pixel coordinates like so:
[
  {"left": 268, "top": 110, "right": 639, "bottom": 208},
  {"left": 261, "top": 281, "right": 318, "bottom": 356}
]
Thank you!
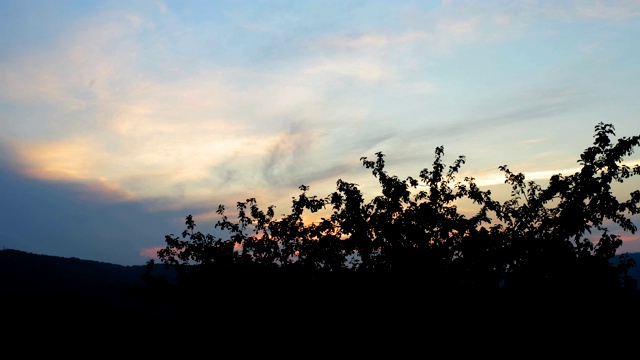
[
  {"left": 480, "top": 87, "right": 593, "bottom": 125},
  {"left": 255, "top": 118, "right": 398, "bottom": 192},
  {"left": 403, "top": 85, "right": 595, "bottom": 145},
  {"left": 261, "top": 137, "right": 310, "bottom": 187},
  {"left": 0, "top": 159, "right": 187, "bottom": 266}
]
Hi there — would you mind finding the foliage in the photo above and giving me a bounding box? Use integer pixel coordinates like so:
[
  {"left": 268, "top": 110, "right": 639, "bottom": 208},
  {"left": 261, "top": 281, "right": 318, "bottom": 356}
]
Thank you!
[{"left": 145, "top": 123, "right": 640, "bottom": 299}]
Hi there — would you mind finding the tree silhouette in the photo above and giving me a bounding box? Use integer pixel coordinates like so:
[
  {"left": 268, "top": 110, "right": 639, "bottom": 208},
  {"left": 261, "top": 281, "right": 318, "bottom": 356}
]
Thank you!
[{"left": 142, "top": 122, "right": 640, "bottom": 326}]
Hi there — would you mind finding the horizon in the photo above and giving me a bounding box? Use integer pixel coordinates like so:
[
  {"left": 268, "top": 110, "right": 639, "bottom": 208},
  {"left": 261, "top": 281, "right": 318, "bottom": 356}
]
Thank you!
[{"left": 1, "top": 0, "right": 639, "bottom": 266}]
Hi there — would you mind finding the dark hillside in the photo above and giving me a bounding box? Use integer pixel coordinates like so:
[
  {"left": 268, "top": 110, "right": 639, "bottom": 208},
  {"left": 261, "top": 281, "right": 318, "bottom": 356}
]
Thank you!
[
  {"left": 1, "top": 248, "right": 640, "bottom": 345},
  {"left": 0, "top": 249, "right": 174, "bottom": 331}
]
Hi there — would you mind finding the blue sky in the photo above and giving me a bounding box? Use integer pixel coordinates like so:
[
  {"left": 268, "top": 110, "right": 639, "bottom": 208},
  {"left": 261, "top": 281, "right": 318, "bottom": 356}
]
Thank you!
[{"left": 1, "top": 0, "right": 639, "bottom": 265}]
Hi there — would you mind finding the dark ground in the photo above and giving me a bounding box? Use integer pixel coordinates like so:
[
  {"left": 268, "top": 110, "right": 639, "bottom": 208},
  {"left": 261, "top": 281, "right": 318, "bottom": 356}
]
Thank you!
[{"left": 2, "top": 249, "right": 640, "bottom": 348}]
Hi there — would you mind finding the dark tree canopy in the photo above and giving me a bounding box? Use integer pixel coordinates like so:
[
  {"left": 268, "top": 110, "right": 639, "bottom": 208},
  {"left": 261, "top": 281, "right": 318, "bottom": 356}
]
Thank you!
[{"left": 141, "top": 123, "right": 640, "bottom": 330}]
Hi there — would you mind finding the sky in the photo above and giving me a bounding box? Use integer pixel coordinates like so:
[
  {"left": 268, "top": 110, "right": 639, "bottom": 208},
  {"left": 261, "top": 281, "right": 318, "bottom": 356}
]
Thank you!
[{"left": 1, "top": 0, "right": 639, "bottom": 266}]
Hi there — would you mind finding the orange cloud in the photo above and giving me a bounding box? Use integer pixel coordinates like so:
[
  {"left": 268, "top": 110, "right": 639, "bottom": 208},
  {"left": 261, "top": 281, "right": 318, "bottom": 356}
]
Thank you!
[
  {"left": 12, "top": 139, "right": 135, "bottom": 202},
  {"left": 16, "top": 138, "right": 104, "bottom": 182},
  {"left": 193, "top": 210, "right": 221, "bottom": 223}
]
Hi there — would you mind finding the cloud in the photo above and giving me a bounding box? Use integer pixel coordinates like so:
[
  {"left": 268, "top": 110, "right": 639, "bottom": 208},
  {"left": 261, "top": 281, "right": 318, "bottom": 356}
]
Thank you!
[
  {"left": 2, "top": 0, "right": 638, "bottom": 219},
  {"left": 140, "top": 246, "right": 163, "bottom": 259},
  {"left": 1, "top": 9, "right": 144, "bottom": 100},
  {"left": 390, "top": 83, "right": 595, "bottom": 164},
  {"left": 0, "top": 7, "right": 331, "bottom": 209},
  {"left": 155, "top": 0, "right": 168, "bottom": 14},
  {"left": 490, "top": 86, "right": 591, "bottom": 123},
  {"left": 0, "top": 160, "right": 185, "bottom": 265},
  {"left": 324, "top": 31, "right": 430, "bottom": 51},
  {"left": 619, "top": 232, "right": 640, "bottom": 254},
  {"left": 321, "top": 13, "right": 517, "bottom": 58},
  {"left": 575, "top": 0, "right": 640, "bottom": 20},
  {"left": 303, "top": 57, "right": 392, "bottom": 82},
  {"left": 15, "top": 138, "right": 105, "bottom": 181},
  {"left": 468, "top": 159, "right": 640, "bottom": 188},
  {"left": 262, "top": 124, "right": 316, "bottom": 185},
  {"left": 532, "top": 0, "right": 640, "bottom": 22},
  {"left": 436, "top": 14, "right": 482, "bottom": 37},
  {"left": 522, "top": 138, "right": 547, "bottom": 145},
  {"left": 1, "top": 6, "right": 410, "bottom": 212}
]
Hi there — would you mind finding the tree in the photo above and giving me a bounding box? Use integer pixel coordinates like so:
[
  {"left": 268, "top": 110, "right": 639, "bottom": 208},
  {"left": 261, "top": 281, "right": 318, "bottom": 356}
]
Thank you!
[{"left": 142, "top": 122, "right": 640, "bottom": 313}]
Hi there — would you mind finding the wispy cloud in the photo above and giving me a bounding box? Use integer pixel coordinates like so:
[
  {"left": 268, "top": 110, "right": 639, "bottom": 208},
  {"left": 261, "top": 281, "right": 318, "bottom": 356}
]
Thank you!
[
  {"left": 522, "top": 138, "right": 547, "bottom": 145},
  {"left": 535, "top": 0, "right": 640, "bottom": 21},
  {"left": 304, "top": 57, "right": 392, "bottom": 82},
  {"left": 575, "top": 0, "right": 640, "bottom": 20},
  {"left": 322, "top": 12, "right": 521, "bottom": 57},
  {"left": 324, "top": 31, "right": 429, "bottom": 51},
  {"left": 469, "top": 159, "right": 640, "bottom": 188}
]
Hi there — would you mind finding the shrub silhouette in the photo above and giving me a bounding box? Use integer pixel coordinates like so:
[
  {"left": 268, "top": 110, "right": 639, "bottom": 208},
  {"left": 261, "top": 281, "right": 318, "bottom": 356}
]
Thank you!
[{"left": 143, "top": 122, "right": 640, "bottom": 322}]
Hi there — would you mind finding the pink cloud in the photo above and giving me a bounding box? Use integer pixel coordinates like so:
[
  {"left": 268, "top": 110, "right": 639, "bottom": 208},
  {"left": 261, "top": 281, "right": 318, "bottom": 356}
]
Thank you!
[
  {"left": 140, "top": 246, "right": 164, "bottom": 259},
  {"left": 618, "top": 233, "right": 640, "bottom": 254}
]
